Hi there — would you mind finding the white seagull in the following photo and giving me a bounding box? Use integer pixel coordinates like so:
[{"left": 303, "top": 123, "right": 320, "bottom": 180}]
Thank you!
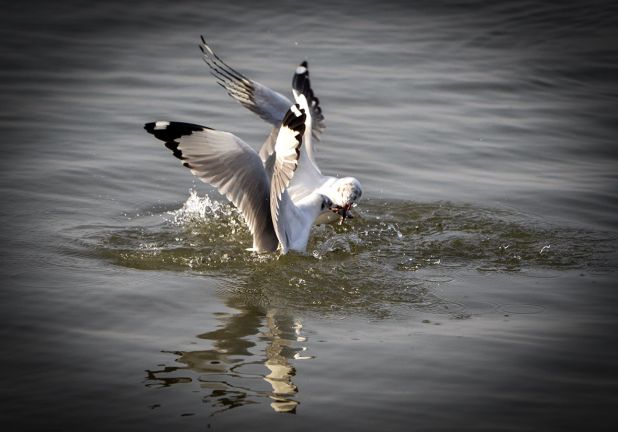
[
  {"left": 199, "top": 36, "right": 362, "bottom": 224},
  {"left": 145, "top": 102, "right": 334, "bottom": 254}
]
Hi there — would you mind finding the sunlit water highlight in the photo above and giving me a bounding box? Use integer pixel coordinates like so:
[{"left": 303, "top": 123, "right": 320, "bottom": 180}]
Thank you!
[{"left": 81, "top": 190, "right": 615, "bottom": 317}]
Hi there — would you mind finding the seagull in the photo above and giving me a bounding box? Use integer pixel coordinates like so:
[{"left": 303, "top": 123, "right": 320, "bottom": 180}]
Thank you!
[
  {"left": 145, "top": 102, "right": 335, "bottom": 254},
  {"left": 199, "top": 36, "right": 362, "bottom": 224}
]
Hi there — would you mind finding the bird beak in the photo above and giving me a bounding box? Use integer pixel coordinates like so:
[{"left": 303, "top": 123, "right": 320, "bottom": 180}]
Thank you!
[
  {"left": 338, "top": 203, "right": 353, "bottom": 225},
  {"left": 329, "top": 204, "right": 354, "bottom": 225}
]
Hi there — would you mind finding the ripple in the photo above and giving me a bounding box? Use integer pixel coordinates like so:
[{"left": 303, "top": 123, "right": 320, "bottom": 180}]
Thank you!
[
  {"left": 498, "top": 304, "right": 546, "bottom": 315},
  {"left": 73, "top": 191, "right": 616, "bottom": 316}
]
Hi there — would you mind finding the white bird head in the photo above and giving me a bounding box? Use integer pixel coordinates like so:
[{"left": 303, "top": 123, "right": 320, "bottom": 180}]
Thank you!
[{"left": 329, "top": 177, "right": 363, "bottom": 224}]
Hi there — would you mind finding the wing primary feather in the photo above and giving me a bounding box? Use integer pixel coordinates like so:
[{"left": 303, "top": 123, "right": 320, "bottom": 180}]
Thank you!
[
  {"left": 292, "top": 61, "right": 326, "bottom": 142},
  {"left": 269, "top": 105, "right": 306, "bottom": 225},
  {"left": 202, "top": 58, "right": 253, "bottom": 96},
  {"left": 144, "top": 120, "right": 279, "bottom": 252},
  {"left": 200, "top": 40, "right": 251, "bottom": 84},
  {"left": 199, "top": 36, "right": 292, "bottom": 128}
]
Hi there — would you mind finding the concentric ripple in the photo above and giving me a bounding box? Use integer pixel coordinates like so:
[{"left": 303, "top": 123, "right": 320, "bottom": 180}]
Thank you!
[{"left": 80, "top": 190, "right": 615, "bottom": 315}]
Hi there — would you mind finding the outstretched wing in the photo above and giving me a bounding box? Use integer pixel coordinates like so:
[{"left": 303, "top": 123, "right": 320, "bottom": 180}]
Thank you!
[
  {"left": 199, "top": 36, "right": 326, "bottom": 162},
  {"left": 144, "top": 121, "right": 278, "bottom": 252},
  {"left": 292, "top": 61, "right": 326, "bottom": 145},
  {"left": 269, "top": 105, "right": 306, "bottom": 251},
  {"left": 286, "top": 93, "right": 325, "bottom": 203},
  {"left": 199, "top": 36, "right": 291, "bottom": 126},
  {"left": 259, "top": 125, "right": 280, "bottom": 164}
]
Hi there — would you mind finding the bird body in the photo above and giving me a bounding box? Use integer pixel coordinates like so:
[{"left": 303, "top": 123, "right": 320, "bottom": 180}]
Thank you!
[
  {"left": 199, "top": 36, "right": 362, "bottom": 220},
  {"left": 146, "top": 103, "right": 333, "bottom": 254},
  {"left": 144, "top": 36, "right": 364, "bottom": 253}
]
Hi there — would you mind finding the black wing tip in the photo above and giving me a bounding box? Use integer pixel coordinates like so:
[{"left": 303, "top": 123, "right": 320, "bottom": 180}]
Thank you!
[
  {"left": 198, "top": 35, "right": 208, "bottom": 53},
  {"left": 291, "top": 63, "right": 325, "bottom": 123},
  {"left": 144, "top": 121, "right": 205, "bottom": 139},
  {"left": 145, "top": 121, "right": 210, "bottom": 161},
  {"left": 281, "top": 105, "right": 306, "bottom": 137},
  {"left": 292, "top": 64, "right": 309, "bottom": 89},
  {"left": 164, "top": 141, "right": 185, "bottom": 160},
  {"left": 292, "top": 65, "right": 314, "bottom": 100},
  {"left": 296, "top": 61, "right": 309, "bottom": 73},
  {"left": 144, "top": 122, "right": 156, "bottom": 134}
]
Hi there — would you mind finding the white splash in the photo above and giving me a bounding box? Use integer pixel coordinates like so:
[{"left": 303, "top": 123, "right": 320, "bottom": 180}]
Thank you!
[{"left": 166, "top": 189, "right": 233, "bottom": 225}]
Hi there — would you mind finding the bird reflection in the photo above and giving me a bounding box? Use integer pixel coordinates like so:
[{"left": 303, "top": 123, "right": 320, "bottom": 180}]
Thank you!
[{"left": 145, "top": 301, "right": 312, "bottom": 414}]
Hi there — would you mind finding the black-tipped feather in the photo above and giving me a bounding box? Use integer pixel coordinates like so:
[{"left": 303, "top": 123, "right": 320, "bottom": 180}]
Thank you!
[
  {"left": 144, "top": 120, "right": 279, "bottom": 252},
  {"left": 145, "top": 122, "right": 210, "bottom": 160},
  {"left": 281, "top": 105, "right": 307, "bottom": 137},
  {"left": 291, "top": 61, "right": 325, "bottom": 139},
  {"left": 144, "top": 122, "right": 205, "bottom": 142},
  {"left": 270, "top": 105, "right": 306, "bottom": 228}
]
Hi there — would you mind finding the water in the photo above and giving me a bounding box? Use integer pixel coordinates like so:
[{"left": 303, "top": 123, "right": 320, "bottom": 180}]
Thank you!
[{"left": 1, "top": 0, "right": 618, "bottom": 430}]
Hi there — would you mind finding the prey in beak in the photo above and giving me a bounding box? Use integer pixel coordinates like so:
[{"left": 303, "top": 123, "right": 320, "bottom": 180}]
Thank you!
[{"left": 330, "top": 203, "right": 354, "bottom": 225}]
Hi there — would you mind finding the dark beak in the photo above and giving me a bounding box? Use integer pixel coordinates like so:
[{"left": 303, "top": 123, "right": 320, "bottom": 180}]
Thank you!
[
  {"left": 337, "top": 204, "right": 354, "bottom": 225},
  {"left": 332, "top": 203, "right": 353, "bottom": 225}
]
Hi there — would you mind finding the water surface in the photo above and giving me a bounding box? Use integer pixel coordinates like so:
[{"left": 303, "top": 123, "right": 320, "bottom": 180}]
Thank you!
[{"left": 1, "top": 1, "right": 618, "bottom": 431}]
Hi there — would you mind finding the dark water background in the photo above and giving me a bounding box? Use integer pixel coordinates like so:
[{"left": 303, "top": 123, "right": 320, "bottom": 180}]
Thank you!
[{"left": 1, "top": 0, "right": 618, "bottom": 430}]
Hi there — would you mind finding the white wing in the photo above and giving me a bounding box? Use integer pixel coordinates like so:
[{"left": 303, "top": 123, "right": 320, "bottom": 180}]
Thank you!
[
  {"left": 199, "top": 36, "right": 291, "bottom": 126},
  {"left": 199, "top": 36, "right": 326, "bottom": 161},
  {"left": 259, "top": 125, "right": 280, "bottom": 163},
  {"left": 144, "top": 121, "right": 278, "bottom": 252},
  {"left": 269, "top": 105, "right": 306, "bottom": 253},
  {"left": 286, "top": 94, "right": 326, "bottom": 203}
]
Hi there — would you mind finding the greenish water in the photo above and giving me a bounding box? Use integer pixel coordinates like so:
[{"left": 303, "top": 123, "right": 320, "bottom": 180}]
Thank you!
[
  {"left": 2, "top": 0, "right": 618, "bottom": 430},
  {"left": 65, "top": 190, "right": 611, "bottom": 327},
  {"left": 94, "top": 192, "right": 613, "bottom": 276}
]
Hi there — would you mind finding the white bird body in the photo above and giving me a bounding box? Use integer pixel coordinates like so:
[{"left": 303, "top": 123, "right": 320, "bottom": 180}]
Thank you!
[
  {"left": 146, "top": 102, "right": 334, "bottom": 254},
  {"left": 144, "top": 37, "right": 364, "bottom": 254},
  {"left": 277, "top": 191, "right": 328, "bottom": 254},
  {"left": 199, "top": 37, "right": 363, "bottom": 220}
]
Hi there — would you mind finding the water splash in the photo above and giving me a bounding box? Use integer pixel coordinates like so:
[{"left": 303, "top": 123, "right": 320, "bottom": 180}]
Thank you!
[
  {"left": 86, "top": 191, "right": 616, "bottom": 315},
  {"left": 167, "top": 189, "right": 234, "bottom": 226}
]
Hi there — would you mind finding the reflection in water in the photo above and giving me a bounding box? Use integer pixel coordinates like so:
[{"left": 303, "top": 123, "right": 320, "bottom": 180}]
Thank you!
[
  {"left": 119, "top": 194, "right": 615, "bottom": 415},
  {"left": 145, "top": 300, "right": 311, "bottom": 414},
  {"left": 263, "top": 310, "right": 303, "bottom": 413}
]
